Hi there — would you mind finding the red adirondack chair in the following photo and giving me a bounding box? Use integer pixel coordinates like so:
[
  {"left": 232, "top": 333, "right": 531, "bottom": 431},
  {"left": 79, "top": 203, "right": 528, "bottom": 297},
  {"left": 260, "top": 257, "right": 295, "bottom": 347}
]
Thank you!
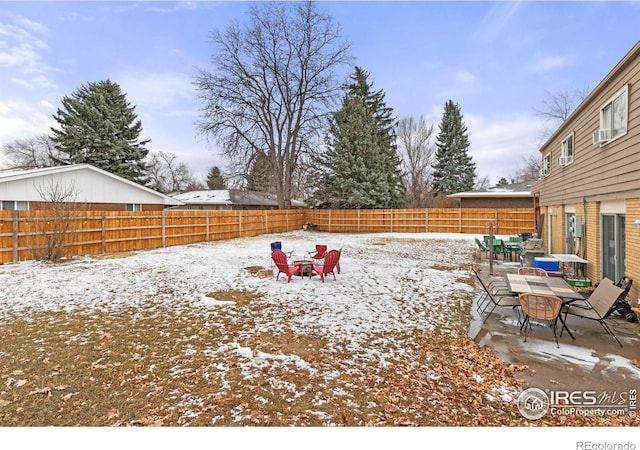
[
  {"left": 311, "top": 249, "right": 340, "bottom": 282},
  {"left": 307, "top": 244, "right": 327, "bottom": 261},
  {"left": 272, "top": 249, "right": 303, "bottom": 283}
]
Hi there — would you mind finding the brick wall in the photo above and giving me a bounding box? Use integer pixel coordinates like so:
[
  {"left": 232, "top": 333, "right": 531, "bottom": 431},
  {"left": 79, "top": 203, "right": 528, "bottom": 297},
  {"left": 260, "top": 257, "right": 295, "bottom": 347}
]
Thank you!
[{"left": 625, "top": 199, "right": 640, "bottom": 303}]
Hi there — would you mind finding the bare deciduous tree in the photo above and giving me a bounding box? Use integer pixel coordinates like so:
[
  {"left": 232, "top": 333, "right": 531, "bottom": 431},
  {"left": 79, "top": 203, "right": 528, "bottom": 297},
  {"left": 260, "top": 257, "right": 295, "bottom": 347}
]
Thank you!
[
  {"left": 32, "top": 179, "right": 83, "bottom": 262},
  {"left": 474, "top": 175, "right": 491, "bottom": 191},
  {"left": 146, "top": 151, "right": 196, "bottom": 193},
  {"left": 512, "top": 153, "right": 541, "bottom": 182},
  {"left": 194, "top": 1, "right": 351, "bottom": 208},
  {"left": 396, "top": 116, "right": 434, "bottom": 207},
  {"left": 534, "top": 86, "right": 589, "bottom": 141},
  {"left": 1, "top": 134, "right": 60, "bottom": 169}
]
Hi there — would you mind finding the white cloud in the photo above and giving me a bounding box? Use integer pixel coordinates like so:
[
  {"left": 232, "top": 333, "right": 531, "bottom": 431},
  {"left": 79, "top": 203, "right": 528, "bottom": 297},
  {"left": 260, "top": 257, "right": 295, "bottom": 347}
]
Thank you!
[
  {"left": 465, "top": 112, "right": 545, "bottom": 183},
  {"left": 455, "top": 70, "right": 477, "bottom": 85},
  {"left": 474, "top": 2, "right": 521, "bottom": 44},
  {"left": 525, "top": 54, "right": 572, "bottom": 73},
  {"left": 0, "top": 100, "right": 55, "bottom": 144},
  {"left": 118, "top": 71, "right": 196, "bottom": 113}
]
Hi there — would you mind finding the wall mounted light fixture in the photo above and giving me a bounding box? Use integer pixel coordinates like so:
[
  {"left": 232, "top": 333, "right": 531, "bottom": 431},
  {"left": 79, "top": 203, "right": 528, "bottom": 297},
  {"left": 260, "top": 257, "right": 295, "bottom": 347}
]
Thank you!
[{"left": 635, "top": 219, "right": 640, "bottom": 230}]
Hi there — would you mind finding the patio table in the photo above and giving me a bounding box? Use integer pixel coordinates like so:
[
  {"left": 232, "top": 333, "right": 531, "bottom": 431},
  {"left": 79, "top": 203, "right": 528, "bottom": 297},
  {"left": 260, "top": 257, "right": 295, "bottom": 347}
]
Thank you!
[{"left": 506, "top": 273, "right": 584, "bottom": 340}]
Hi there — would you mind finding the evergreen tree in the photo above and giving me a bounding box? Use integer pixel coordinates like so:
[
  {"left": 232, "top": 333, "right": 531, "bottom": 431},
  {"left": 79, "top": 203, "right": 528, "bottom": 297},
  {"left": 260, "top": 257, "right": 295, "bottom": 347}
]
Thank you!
[
  {"left": 496, "top": 177, "right": 509, "bottom": 187},
  {"left": 206, "top": 166, "right": 227, "bottom": 190},
  {"left": 50, "top": 80, "right": 150, "bottom": 185},
  {"left": 313, "top": 67, "right": 406, "bottom": 209},
  {"left": 432, "top": 100, "right": 476, "bottom": 194},
  {"left": 246, "top": 150, "right": 274, "bottom": 192}
]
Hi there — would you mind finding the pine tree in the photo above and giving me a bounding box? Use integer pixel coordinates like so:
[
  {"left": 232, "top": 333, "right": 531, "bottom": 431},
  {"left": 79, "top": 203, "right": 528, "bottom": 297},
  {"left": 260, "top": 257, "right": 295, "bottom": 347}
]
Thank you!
[
  {"left": 246, "top": 150, "right": 274, "bottom": 192},
  {"left": 50, "top": 80, "right": 150, "bottom": 185},
  {"left": 313, "top": 67, "right": 406, "bottom": 209},
  {"left": 432, "top": 100, "right": 476, "bottom": 195},
  {"left": 206, "top": 166, "right": 226, "bottom": 190}
]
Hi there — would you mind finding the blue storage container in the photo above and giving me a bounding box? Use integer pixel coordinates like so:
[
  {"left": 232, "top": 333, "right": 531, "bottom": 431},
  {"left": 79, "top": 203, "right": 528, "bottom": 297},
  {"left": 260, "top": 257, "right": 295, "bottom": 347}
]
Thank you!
[{"left": 534, "top": 257, "right": 559, "bottom": 272}]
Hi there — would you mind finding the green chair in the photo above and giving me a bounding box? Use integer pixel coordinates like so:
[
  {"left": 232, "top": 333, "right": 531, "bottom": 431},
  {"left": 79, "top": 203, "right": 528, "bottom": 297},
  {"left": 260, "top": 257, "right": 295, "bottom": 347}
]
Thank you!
[
  {"left": 475, "top": 238, "right": 489, "bottom": 257},
  {"left": 492, "top": 239, "right": 508, "bottom": 260}
]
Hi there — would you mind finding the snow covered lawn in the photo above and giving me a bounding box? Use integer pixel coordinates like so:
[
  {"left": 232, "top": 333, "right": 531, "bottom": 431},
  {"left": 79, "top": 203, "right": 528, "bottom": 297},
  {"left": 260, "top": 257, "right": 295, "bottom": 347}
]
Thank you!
[{"left": 0, "top": 231, "right": 631, "bottom": 426}]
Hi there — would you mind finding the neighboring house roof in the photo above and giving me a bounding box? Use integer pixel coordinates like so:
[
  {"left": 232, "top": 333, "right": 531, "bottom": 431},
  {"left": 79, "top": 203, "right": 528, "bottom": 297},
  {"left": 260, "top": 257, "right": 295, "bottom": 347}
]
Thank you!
[
  {"left": 171, "top": 189, "right": 307, "bottom": 208},
  {"left": 0, "top": 164, "right": 183, "bottom": 206},
  {"left": 448, "top": 180, "right": 534, "bottom": 198},
  {"left": 170, "top": 190, "right": 233, "bottom": 206}
]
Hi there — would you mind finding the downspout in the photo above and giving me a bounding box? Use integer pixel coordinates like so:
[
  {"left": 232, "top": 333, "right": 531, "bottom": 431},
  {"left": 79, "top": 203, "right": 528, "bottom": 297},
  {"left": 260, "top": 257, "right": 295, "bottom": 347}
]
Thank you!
[{"left": 582, "top": 197, "right": 587, "bottom": 259}]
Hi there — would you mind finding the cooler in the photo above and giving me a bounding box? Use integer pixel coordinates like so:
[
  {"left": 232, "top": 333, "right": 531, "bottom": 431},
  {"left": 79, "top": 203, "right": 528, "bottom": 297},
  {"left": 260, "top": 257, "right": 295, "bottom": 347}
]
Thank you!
[{"left": 534, "top": 257, "right": 559, "bottom": 272}]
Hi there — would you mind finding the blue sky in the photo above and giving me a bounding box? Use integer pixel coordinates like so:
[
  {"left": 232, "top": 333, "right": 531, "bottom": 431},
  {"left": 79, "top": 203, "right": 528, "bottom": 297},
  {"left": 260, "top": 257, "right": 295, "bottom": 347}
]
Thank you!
[{"left": 1, "top": 1, "right": 639, "bottom": 185}]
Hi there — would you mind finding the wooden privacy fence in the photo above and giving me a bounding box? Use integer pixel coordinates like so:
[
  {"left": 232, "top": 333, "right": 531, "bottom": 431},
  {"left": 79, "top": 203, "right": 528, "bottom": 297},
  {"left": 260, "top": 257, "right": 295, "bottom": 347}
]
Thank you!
[{"left": 0, "top": 207, "right": 534, "bottom": 263}]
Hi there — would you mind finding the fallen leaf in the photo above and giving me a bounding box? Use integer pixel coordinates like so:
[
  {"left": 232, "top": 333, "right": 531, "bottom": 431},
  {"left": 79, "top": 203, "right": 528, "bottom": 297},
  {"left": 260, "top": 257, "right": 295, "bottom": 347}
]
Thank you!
[{"left": 27, "top": 387, "right": 51, "bottom": 398}]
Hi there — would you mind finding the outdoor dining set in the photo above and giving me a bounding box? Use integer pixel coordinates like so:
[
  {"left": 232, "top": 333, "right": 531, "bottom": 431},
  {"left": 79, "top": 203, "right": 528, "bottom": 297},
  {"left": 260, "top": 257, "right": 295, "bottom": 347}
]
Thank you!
[
  {"left": 270, "top": 241, "right": 342, "bottom": 283},
  {"left": 473, "top": 265, "right": 634, "bottom": 348}
]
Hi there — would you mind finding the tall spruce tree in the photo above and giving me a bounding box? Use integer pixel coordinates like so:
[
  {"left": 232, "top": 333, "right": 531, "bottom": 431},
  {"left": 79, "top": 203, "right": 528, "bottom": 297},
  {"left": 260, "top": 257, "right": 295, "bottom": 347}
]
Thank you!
[
  {"left": 206, "top": 166, "right": 227, "bottom": 190},
  {"left": 313, "top": 67, "right": 406, "bottom": 209},
  {"left": 432, "top": 100, "right": 476, "bottom": 194},
  {"left": 246, "top": 150, "right": 274, "bottom": 192},
  {"left": 50, "top": 80, "right": 150, "bottom": 185}
]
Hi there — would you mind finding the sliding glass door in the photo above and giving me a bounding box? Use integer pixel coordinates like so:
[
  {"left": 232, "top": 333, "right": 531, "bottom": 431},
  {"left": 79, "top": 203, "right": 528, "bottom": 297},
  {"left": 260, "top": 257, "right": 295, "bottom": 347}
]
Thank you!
[{"left": 602, "top": 214, "right": 625, "bottom": 281}]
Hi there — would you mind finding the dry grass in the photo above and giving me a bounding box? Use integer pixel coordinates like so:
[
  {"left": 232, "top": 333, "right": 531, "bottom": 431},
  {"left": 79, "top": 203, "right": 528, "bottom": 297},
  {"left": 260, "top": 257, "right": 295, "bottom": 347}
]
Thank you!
[{"left": 1, "top": 282, "right": 634, "bottom": 427}]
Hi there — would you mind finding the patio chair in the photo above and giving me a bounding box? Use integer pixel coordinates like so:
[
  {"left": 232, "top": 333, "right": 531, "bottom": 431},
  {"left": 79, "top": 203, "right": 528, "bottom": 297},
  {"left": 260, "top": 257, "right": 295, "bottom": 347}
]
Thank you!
[
  {"left": 518, "top": 293, "right": 563, "bottom": 348},
  {"left": 270, "top": 241, "right": 292, "bottom": 258},
  {"left": 472, "top": 268, "right": 521, "bottom": 323},
  {"left": 606, "top": 276, "right": 635, "bottom": 321},
  {"left": 474, "top": 238, "right": 490, "bottom": 258},
  {"left": 271, "top": 249, "right": 303, "bottom": 283},
  {"left": 311, "top": 249, "right": 340, "bottom": 282},
  {"left": 492, "top": 239, "right": 509, "bottom": 260},
  {"left": 518, "top": 267, "right": 548, "bottom": 276},
  {"left": 560, "top": 277, "right": 624, "bottom": 347},
  {"left": 307, "top": 244, "right": 327, "bottom": 261}
]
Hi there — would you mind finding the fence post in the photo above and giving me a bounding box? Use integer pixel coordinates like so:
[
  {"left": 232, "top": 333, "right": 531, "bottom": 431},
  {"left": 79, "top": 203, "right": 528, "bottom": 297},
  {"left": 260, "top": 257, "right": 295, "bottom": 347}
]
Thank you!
[
  {"left": 101, "top": 211, "right": 106, "bottom": 254},
  {"left": 238, "top": 210, "right": 242, "bottom": 237},
  {"left": 12, "top": 210, "right": 18, "bottom": 263},
  {"left": 390, "top": 209, "right": 394, "bottom": 233},
  {"left": 206, "top": 211, "right": 210, "bottom": 241},
  {"left": 329, "top": 210, "right": 332, "bottom": 233},
  {"left": 264, "top": 210, "right": 268, "bottom": 234},
  {"left": 458, "top": 207, "right": 462, "bottom": 233},
  {"left": 161, "top": 210, "right": 166, "bottom": 247},
  {"left": 425, "top": 208, "right": 429, "bottom": 233},
  {"left": 357, "top": 209, "right": 360, "bottom": 232}
]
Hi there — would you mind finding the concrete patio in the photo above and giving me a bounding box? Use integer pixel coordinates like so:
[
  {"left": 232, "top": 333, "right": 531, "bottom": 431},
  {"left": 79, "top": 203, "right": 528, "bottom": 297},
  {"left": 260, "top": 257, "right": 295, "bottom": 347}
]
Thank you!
[{"left": 469, "top": 256, "right": 640, "bottom": 394}]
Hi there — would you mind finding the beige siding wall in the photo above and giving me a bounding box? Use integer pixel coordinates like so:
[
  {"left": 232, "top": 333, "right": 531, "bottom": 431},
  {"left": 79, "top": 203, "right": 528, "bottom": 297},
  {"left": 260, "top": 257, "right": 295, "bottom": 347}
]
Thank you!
[
  {"left": 533, "top": 42, "right": 640, "bottom": 303},
  {"left": 535, "top": 44, "right": 640, "bottom": 206}
]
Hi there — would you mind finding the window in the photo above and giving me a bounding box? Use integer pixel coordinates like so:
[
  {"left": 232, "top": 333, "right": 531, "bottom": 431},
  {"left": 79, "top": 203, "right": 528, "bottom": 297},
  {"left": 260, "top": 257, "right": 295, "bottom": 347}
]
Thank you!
[
  {"left": 540, "top": 153, "right": 551, "bottom": 177},
  {"left": 126, "top": 203, "right": 142, "bottom": 212},
  {"left": 558, "top": 133, "right": 574, "bottom": 166},
  {"left": 598, "top": 85, "right": 628, "bottom": 142},
  {"left": 1, "top": 200, "right": 29, "bottom": 211}
]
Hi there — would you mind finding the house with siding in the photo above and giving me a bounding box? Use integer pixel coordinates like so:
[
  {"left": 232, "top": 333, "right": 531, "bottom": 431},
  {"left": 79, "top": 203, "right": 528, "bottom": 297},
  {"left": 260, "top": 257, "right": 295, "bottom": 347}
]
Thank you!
[
  {"left": 531, "top": 40, "right": 640, "bottom": 301},
  {"left": 0, "top": 164, "right": 182, "bottom": 211},
  {"left": 447, "top": 180, "right": 536, "bottom": 209}
]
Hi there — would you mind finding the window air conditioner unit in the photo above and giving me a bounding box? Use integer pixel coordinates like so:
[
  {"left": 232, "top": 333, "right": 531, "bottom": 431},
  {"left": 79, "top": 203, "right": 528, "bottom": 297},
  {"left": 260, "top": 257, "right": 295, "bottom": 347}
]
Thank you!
[
  {"left": 592, "top": 129, "right": 611, "bottom": 144},
  {"left": 539, "top": 168, "right": 550, "bottom": 177},
  {"left": 557, "top": 156, "right": 571, "bottom": 166}
]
